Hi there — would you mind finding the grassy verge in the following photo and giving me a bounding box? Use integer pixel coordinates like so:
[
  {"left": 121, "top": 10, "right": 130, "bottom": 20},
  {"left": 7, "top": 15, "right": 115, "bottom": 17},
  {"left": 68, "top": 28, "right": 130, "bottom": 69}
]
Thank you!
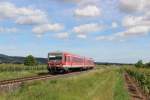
[
  {"left": 0, "top": 70, "right": 48, "bottom": 81},
  {"left": 0, "top": 68, "right": 129, "bottom": 100},
  {"left": 113, "top": 70, "right": 129, "bottom": 100}
]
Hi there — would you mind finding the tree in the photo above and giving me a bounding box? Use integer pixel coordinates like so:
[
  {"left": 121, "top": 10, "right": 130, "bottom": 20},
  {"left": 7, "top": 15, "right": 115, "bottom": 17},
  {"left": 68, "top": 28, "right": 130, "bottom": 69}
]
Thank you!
[
  {"left": 135, "top": 60, "right": 143, "bottom": 68},
  {"left": 24, "top": 55, "right": 37, "bottom": 66},
  {"left": 145, "top": 62, "right": 150, "bottom": 68}
]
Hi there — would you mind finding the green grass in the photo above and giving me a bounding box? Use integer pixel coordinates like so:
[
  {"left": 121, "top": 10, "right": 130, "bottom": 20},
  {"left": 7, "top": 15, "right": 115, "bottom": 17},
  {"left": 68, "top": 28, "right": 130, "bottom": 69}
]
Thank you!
[
  {"left": 0, "top": 70, "right": 48, "bottom": 81},
  {"left": 0, "top": 68, "right": 129, "bottom": 100},
  {"left": 0, "top": 64, "right": 48, "bottom": 81},
  {"left": 0, "top": 64, "right": 47, "bottom": 72},
  {"left": 113, "top": 70, "right": 129, "bottom": 100}
]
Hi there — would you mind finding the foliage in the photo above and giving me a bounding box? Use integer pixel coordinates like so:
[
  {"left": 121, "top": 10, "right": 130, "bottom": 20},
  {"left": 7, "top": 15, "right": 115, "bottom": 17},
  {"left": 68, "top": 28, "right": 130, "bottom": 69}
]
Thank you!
[
  {"left": 135, "top": 60, "right": 144, "bottom": 68},
  {"left": 24, "top": 55, "right": 37, "bottom": 66},
  {"left": 125, "top": 68, "right": 150, "bottom": 95},
  {"left": 145, "top": 62, "right": 150, "bottom": 68}
]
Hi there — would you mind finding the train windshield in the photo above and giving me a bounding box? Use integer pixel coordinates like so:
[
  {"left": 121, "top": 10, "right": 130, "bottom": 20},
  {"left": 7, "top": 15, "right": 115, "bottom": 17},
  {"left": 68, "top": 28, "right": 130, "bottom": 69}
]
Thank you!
[{"left": 48, "top": 55, "right": 62, "bottom": 61}]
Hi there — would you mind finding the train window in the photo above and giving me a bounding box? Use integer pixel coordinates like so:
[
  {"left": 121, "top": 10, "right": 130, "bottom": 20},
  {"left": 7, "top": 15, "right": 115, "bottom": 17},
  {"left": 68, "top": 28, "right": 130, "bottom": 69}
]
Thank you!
[
  {"left": 49, "top": 55, "right": 62, "bottom": 61},
  {"left": 72, "top": 57, "right": 83, "bottom": 63}
]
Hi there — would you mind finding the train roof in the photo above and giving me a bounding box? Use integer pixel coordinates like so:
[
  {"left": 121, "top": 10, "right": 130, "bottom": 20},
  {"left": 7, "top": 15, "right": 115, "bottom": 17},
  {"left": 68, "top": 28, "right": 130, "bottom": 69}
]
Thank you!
[{"left": 48, "top": 51, "right": 94, "bottom": 60}]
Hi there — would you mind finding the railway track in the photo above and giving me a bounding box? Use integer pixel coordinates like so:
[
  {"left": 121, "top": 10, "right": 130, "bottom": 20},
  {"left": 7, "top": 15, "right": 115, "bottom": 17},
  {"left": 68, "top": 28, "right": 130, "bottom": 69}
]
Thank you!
[
  {"left": 0, "top": 74, "right": 53, "bottom": 85},
  {"left": 0, "top": 71, "right": 89, "bottom": 92}
]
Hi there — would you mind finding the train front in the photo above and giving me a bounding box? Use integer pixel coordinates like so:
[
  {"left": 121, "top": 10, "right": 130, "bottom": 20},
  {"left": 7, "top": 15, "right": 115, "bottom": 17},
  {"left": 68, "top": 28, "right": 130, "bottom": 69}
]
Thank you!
[{"left": 47, "top": 52, "right": 64, "bottom": 73}]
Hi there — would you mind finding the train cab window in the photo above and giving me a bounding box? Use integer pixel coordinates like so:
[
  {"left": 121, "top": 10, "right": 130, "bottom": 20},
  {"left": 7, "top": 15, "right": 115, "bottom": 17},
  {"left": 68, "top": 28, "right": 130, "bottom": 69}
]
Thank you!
[{"left": 48, "top": 55, "right": 62, "bottom": 61}]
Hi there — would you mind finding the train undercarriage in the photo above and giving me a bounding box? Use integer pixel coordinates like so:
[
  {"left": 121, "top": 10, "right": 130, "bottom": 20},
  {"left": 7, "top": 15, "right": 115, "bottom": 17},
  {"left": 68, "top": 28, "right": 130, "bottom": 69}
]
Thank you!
[{"left": 47, "top": 66, "right": 93, "bottom": 74}]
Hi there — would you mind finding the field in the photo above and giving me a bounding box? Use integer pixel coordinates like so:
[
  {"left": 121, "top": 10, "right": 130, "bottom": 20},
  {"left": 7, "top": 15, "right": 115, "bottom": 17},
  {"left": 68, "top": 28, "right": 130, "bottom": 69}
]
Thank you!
[
  {"left": 0, "top": 64, "right": 150, "bottom": 100},
  {"left": 0, "top": 67, "right": 129, "bottom": 100},
  {"left": 0, "top": 64, "right": 47, "bottom": 81}
]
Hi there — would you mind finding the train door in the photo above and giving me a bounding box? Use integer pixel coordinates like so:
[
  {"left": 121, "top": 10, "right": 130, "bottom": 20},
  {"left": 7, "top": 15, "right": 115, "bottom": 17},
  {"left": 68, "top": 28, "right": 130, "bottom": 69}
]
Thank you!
[{"left": 67, "top": 55, "right": 71, "bottom": 67}]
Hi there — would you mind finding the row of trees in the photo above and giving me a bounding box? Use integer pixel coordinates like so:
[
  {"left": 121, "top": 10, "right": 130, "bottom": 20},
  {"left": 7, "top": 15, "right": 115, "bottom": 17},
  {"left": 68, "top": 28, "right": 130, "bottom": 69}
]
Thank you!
[{"left": 135, "top": 60, "right": 150, "bottom": 68}]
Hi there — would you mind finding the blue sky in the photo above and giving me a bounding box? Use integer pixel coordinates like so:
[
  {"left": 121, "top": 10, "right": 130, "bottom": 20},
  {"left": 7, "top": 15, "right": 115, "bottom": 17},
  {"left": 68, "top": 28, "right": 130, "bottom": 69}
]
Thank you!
[{"left": 0, "top": 0, "right": 150, "bottom": 63}]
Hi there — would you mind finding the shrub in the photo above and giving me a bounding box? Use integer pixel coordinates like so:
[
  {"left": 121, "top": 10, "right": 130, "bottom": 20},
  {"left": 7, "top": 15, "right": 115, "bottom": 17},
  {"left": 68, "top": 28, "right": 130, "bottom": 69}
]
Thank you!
[
  {"left": 24, "top": 55, "right": 37, "bottom": 66},
  {"left": 145, "top": 62, "right": 150, "bottom": 68},
  {"left": 135, "top": 60, "right": 144, "bottom": 68}
]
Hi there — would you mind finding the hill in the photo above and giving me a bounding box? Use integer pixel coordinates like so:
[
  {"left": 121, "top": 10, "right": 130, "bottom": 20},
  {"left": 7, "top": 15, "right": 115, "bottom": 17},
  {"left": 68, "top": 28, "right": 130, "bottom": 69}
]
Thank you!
[{"left": 0, "top": 54, "right": 47, "bottom": 64}]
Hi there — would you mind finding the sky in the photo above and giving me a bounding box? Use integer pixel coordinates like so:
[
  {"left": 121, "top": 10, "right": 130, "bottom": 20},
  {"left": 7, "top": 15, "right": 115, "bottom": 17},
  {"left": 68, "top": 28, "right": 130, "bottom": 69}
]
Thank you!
[{"left": 0, "top": 0, "right": 150, "bottom": 63}]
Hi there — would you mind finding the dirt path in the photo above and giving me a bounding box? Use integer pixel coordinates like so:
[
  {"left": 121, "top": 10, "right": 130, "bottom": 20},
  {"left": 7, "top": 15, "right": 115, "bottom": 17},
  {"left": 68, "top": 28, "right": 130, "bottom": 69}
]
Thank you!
[{"left": 124, "top": 73, "right": 148, "bottom": 100}]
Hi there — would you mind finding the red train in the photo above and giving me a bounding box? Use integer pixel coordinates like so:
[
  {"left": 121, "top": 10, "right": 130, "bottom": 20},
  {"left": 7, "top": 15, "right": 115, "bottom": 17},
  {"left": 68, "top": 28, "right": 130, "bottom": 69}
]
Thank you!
[{"left": 47, "top": 52, "right": 95, "bottom": 73}]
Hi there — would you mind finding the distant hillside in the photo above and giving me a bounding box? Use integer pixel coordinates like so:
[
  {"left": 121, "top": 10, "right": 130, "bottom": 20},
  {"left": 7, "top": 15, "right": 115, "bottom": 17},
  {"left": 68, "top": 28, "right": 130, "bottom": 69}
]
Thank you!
[{"left": 0, "top": 54, "right": 47, "bottom": 64}]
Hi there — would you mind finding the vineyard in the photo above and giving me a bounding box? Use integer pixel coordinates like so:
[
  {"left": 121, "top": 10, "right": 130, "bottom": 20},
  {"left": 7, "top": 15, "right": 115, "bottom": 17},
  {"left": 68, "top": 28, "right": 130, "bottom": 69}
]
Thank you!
[{"left": 125, "top": 67, "right": 150, "bottom": 98}]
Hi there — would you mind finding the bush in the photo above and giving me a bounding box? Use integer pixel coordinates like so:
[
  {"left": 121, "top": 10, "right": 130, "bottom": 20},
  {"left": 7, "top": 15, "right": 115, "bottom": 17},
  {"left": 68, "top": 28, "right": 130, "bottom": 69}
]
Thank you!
[
  {"left": 145, "top": 62, "right": 150, "bottom": 68},
  {"left": 24, "top": 55, "right": 37, "bottom": 66},
  {"left": 135, "top": 60, "right": 144, "bottom": 68}
]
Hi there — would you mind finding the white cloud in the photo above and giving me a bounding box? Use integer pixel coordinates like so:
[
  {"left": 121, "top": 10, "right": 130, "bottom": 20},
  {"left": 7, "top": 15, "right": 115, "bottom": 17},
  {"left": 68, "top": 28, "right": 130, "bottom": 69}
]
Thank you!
[
  {"left": 122, "top": 15, "right": 150, "bottom": 28},
  {"left": 73, "top": 23, "right": 103, "bottom": 34},
  {"left": 96, "top": 24, "right": 149, "bottom": 41},
  {"left": 55, "top": 32, "right": 69, "bottom": 39},
  {"left": 0, "top": 2, "right": 18, "bottom": 19},
  {"left": 118, "top": 0, "right": 150, "bottom": 40},
  {"left": 77, "top": 34, "right": 87, "bottom": 39},
  {"left": 74, "top": 5, "right": 101, "bottom": 17},
  {"left": 96, "top": 35, "right": 116, "bottom": 41},
  {"left": 0, "top": 2, "right": 48, "bottom": 25},
  {"left": 0, "top": 27, "right": 18, "bottom": 33},
  {"left": 32, "top": 24, "right": 64, "bottom": 36},
  {"left": 116, "top": 25, "right": 149, "bottom": 37},
  {"left": 119, "top": 0, "right": 143, "bottom": 13},
  {"left": 15, "top": 15, "right": 48, "bottom": 25},
  {"left": 73, "top": 23, "right": 103, "bottom": 39},
  {"left": 112, "top": 22, "right": 118, "bottom": 28},
  {"left": 121, "top": 14, "right": 150, "bottom": 37},
  {"left": 64, "top": 0, "right": 99, "bottom": 5},
  {"left": 119, "top": 0, "right": 150, "bottom": 39},
  {"left": 119, "top": 0, "right": 150, "bottom": 13}
]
